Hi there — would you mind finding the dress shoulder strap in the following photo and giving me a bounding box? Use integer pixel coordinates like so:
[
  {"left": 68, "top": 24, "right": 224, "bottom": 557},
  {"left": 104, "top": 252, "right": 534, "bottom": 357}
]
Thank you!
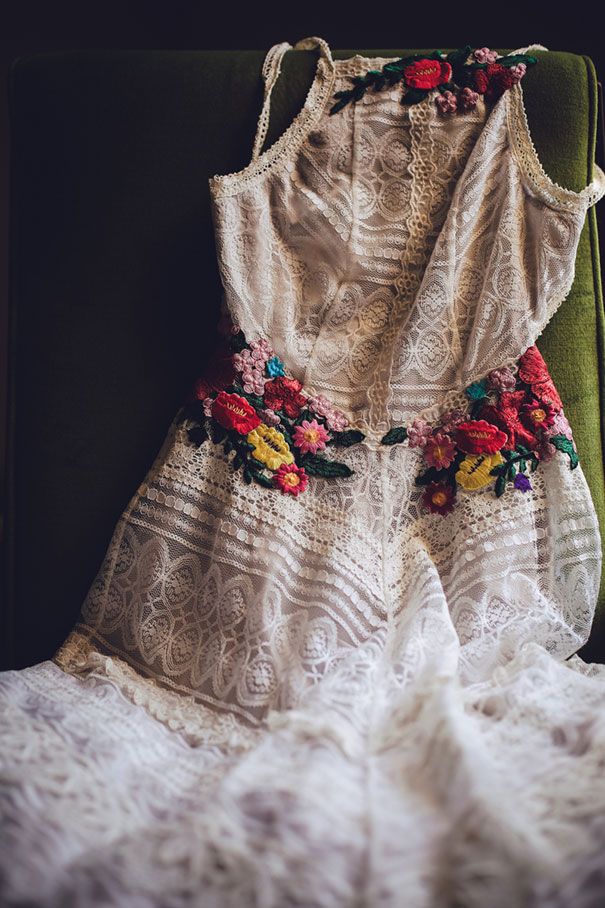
[{"left": 251, "top": 36, "right": 335, "bottom": 163}]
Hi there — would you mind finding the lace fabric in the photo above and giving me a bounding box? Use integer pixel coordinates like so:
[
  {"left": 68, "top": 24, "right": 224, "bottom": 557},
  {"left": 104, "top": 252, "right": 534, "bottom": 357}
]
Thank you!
[{"left": 1, "top": 37, "right": 605, "bottom": 908}]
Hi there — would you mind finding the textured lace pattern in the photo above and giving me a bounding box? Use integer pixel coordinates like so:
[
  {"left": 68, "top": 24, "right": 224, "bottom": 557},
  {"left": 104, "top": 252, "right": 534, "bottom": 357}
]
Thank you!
[
  {"left": 209, "top": 46, "right": 605, "bottom": 438},
  {"left": 1, "top": 38, "right": 605, "bottom": 908}
]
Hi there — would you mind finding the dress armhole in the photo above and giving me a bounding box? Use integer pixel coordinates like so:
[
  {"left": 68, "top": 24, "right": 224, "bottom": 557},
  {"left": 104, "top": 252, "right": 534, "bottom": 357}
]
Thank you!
[
  {"left": 506, "top": 62, "right": 605, "bottom": 214},
  {"left": 208, "top": 37, "right": 336, "bottom": 198}
]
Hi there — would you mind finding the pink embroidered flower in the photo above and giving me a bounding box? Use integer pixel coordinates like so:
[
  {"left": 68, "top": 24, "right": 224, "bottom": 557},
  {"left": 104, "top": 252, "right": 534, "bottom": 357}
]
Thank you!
[
  {"left": 273, "top": 462, "right": 309, "bottom": 496},
  {"left": 308, "top": 394, "right": 349, "bottom": 432},
  {"left": 249, "top": 337, "right": 274, "bottom": 364},
  {"left": 259, "top": 407, "right": 281, "bottom": 427},
  {"left": 487, "top": 366, "right": 517, "bottom": 393},
  {"left": 474, "top": 47, "right": 498, "bottom": 64},
  {"left": 422, "top": 481, "right": 456, "bottom": 515},
  {"left": 440, "top": 407, "right": 467, "bottom": 433},
  {"left": 292, "top": 418, "right": 331, "bottom": 454},
  {"left": 509, "top": 62, "right": 527, "bottom": 81},
  {"left": 232, "top": 348, "right": 267, "bottom": 395},
  {"left": 458, "top": 87, "right": 479, "bottom": 111},
  {"left": 407, "top": 417, "right": 433, "bottom": 448},
  {"left": 424, "top": 432, "right": 457, "bottom": 469},
  {"left": 436, "top": 90, "right": 458, "bottom": 114},
  {"left": 550, "top": 412, "right": 574, "bottom": 440}
]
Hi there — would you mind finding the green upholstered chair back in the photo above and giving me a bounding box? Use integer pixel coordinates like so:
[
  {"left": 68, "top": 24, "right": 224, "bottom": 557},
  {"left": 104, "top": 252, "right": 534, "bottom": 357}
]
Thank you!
[{"left": 3, "top": 48, "right": 605, "bottom": 669}]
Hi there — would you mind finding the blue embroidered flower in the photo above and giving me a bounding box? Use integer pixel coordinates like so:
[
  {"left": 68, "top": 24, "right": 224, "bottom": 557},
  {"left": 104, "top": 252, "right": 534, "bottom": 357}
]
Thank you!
[
  {"left": 464, "top": 379, "right": 489, "bottom": 401},
  {"left": 514, "top": 473, "right": 532, "bottom": 492},
  {"left": 266, "top": 355, "right": 286, "bottom": 378}
]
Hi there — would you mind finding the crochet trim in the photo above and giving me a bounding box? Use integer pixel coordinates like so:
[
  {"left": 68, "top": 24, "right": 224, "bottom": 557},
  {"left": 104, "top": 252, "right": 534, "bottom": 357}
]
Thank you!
[
  {"left": 208, "top": 38, "right": 337, "bottom": 198},
  {"left": 506, "top": 80, "right": 605, "bottom": 212},
  {"left": 53, "top": 629, "right": 262, "bottom": 749}
]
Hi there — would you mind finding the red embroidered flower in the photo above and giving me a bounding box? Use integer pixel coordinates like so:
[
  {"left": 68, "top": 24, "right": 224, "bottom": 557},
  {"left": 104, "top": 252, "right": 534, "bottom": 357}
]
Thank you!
[
  {"left": 454, "top": 419, "right": 508, "bottom": 455},
  {"left": 273, "top": 462, "right": 308, "bottom": 496},
  {"left": 193, "top": 342, "right": 237, "bottom": 399},
  {"left": 479, "top": 392, "right": 539, "bottom": 451},
  {"left": 422, "top": 481, "right": 456, "bottom": 515},
  {"left": 263, "top": 377, "right": 308, "bottom": 419},
  {"left": 520, "top": 399, "right": 557, "bottom": 433},
  {"left": 404, "top": 59, "right": 452, "bottom": 90},
  {"left": 211, "top": 391, "right": 261, "bottom": 434},
  {"left": 424, "top": 432, "right": 457, "bottom": 469},
  {"left": 517, "top": 345, "right": 563, "bottom": 410},
  {"left": 473, "top": 69, "right": 490, "bottom": 94},
  {"left": 484, "top": 63, "right": 517, "bottom": 100}
]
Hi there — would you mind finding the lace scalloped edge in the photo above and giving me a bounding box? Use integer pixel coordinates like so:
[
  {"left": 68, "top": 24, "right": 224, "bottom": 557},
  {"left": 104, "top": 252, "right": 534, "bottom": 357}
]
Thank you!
[
  {"left": 52, "top": 629, "right": 261, "bottom": 751},
  {"left": 208, "top": 53, "right": 336, "bottom": 198},
  {"left": 506, "top": 81, "right": 605, "bottom": 212}
]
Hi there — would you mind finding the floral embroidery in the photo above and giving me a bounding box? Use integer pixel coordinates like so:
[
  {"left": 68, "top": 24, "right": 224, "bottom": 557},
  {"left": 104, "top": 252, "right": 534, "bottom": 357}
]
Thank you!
[
  {"left": 273, "top": 462, "right": 309, "bottom": 496},
  {"left": 292, "top": 419, "right": 331, "bottom": 454},
  {"left": 178, "top": 325, "right": 365, "bottom": 495},
  {"left": 379, "top": 344, "right": 580, "bottom": 515},
  {"left": 329, "top": 46, "right": 538, "bottom": 117},
  {"left": 246, "top": 423, "right": 294, "bottom": 471}
]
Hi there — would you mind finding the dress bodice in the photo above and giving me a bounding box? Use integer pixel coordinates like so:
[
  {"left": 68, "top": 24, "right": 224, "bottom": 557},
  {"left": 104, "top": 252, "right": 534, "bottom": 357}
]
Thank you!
[{"left": 208, "top": 37, "right": 605, "bottom": 439}]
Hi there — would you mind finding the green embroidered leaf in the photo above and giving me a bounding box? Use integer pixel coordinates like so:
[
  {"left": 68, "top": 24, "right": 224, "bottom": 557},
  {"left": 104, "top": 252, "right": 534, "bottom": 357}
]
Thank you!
[
  {"left": 223, "top": 438, "right": 233, "bottom": 454},
  {"left": 329, "top": 97, "right": 350, "bottom": 116},
  {"left": 530, "top": 457, "right": 539, "bottom": 472},
  {"left": 507, "top": 462, "right": 518, "bottom": 480},
  {"left": 519, "top": 458, "right": 527, "bottom": 473},
  {"left": 232, "top": 453, "right": 243, "bottom": 470},
  {"left": 208, "top": 422, "right": 228, "bottom": 444},
  {"left": 446, "top": 45, "right": 472, "bottom": 67},
  {"left": 495, "top": 474, "right": 507, "bottom": 497},
  {"left": 470, "top": 399, "right": 485, "bottom": 420},
  {"left": 242, "top": 393, "right": 265, "bottom": 409},
  {"left": 301, "top": 454, "right": 353, "bottom": 477},
  {"left": 401, "top": 87, "right": 429, "bottom": 106},
  {"left": 242, "top": 466, "right": 252, "bottom": 484},
  {"left": 499, "top": 54, "right": 538, "bottom": 67},
  {"left": 277, "top": 423, "right": 294, "bottom": 447},
  {"left": 550, "top": 434, "right": 579, "bottom": 469},
  {"left": 187, "top": 425, "right": 209, "bottom": 446},
  {"left": 380, "top": 426, "right": 408, "bottom": 445},
  {"left": 515, "top": 444, "right": 531, "bottom": 456},
  {"left": 331, "top": 429, "right": 366, "bottom": 447},
  {"left": 415, "top": 465, "right": 452, "bottom": 486},
  {"left": 250, "top": 469, "right": 274, "bottom": 488}
]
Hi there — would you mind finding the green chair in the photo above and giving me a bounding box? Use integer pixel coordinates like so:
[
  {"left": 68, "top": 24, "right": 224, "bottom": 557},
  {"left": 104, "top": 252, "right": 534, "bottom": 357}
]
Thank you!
[{"left": 3, "top": 47, "right": 604, "bottom": 669}]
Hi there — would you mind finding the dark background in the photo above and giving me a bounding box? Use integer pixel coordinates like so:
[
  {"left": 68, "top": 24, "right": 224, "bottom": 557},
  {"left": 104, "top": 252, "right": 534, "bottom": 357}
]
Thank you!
[{"left": 2, "top": 3, "right": 605, "bottom": 660}]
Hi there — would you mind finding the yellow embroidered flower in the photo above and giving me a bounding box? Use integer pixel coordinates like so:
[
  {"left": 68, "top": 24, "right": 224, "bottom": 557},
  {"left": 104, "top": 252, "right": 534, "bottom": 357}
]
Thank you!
[
  {"left": 455, "top": 451, "right": 505, "bottom": 491},
  {"left": 247, "top": 423, "right": 295, "bottom": 471}
]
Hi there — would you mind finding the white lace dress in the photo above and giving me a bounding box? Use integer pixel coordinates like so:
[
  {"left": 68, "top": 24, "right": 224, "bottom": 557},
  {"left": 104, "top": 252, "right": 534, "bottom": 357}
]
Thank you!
[{"left": 2, "top": 37, "right": 605, "bottom": 908}]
